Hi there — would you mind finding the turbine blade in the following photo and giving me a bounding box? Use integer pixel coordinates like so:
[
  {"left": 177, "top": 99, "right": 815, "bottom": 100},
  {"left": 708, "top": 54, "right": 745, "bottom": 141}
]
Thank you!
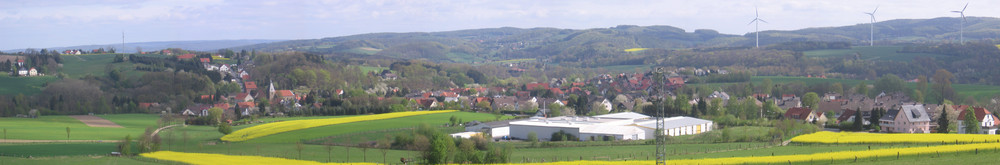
[
  {"left": 755, "top": 7, "right": 759, "bottom": 17},
  {"left": 758, "top": 19, "right": 768, "bottom": 23},
  {"left": 873, "top": 6, "right": 879, "bottom": 14},
  {"left": 962, "top": 3, "right": 968, "bottom": 12},
  {"left": 748, "top": 19, "right": 757, "bottom": 25}
]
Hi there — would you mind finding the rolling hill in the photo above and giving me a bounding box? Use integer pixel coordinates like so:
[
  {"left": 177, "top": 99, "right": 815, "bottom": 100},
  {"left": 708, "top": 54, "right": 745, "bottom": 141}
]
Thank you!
[
  {"left": 234, "top": 17, "right": 1000, "bottom": 64},
  {"left": 5, "top": 39, "right": 284, "bottom": 53}
]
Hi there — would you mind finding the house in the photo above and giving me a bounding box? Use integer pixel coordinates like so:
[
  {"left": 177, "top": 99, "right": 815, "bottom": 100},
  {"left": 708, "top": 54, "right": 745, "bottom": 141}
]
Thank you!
[
  {"left": 491, "top": 96, "right": 518, "bottom": 111},
  {"left": 200, "top": 58, "right": 211, "bottom": 63},
  {"left": 16, "top": 59, "right": 23, "bottom": 67},
  {"left": 237, "top": 102, "right": 257, "bottom": 116},
  {"left": 785, "top": 107, "right": 826, "bottom": 123},
  {"left": 957, "top": 107, "right": 1000, "bottom": 134},
  {"left": 836, "top": 109, "right": 870, "bottom": 125},
  {"left": 708, "top": 91, "right": 730, "bottom": 101},
  {"left": 441, "top": 92, "right": 460, "bottom": 102},
  {"left": 17, "top": 68, "right": 28, "bottom": 76},
  {"left": 598, "top": 99, "right": 613, "bottom": 112},
  {"left": 244, "top": 81, "right": 257, "bottom": 93},
  {"left": 235, "top": 93, "right": 253, "bottom": 102},
  {"left": 182, "top": 104, "right": 213, "bottom": 117},
  {"left": 880, "top": 104, "right": 931, "bottom": 133},
  {"left": 28, "top": 67, "right": 37, "bottom": 76},
  {"left": 417, "top": 98, "right": 437, "bottom": 109},
  {"left": 219, "top": 64, "right": 230, "bottom": 72},
  {"left": 666, "top": 77, "right": 684, "bottom": 89},
  {"left": 276, "top": 90, "right": 295, "bottom": 102}
]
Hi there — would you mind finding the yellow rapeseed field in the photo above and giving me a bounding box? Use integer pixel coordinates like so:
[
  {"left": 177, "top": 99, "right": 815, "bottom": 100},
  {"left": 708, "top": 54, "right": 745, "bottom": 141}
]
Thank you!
[
  {"left": 790, "top": 131, "right": 1000, "bottom": 144},
  {"left": 221, "top": 110, "right": 456, "bottom": 142},
  {"left": 624, "top": 48, "right": 648, "bottom": 52},
  {"left": 141, "top": 151, "right": 377, "bottom": 165},
  {"left": 145, "top": 142, "right": 1000, "bottom": 165}
]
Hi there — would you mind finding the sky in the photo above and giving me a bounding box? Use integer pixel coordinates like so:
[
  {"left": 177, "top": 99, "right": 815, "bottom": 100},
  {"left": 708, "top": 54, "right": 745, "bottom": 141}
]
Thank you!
[{"left": 2, "top": 0, "right": 998, "bottom": 50}]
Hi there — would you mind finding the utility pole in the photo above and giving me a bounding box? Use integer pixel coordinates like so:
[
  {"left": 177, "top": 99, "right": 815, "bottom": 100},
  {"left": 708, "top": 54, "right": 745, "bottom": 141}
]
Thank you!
[{"left": 654, "top": 67, "right": 666, "bottom": 165}]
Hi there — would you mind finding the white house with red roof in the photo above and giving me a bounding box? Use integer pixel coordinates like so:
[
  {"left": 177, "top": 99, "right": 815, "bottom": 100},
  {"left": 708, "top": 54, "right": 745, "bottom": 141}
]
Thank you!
[{"left": 958, "top": 107, "right": 1000, "bottom": 134}]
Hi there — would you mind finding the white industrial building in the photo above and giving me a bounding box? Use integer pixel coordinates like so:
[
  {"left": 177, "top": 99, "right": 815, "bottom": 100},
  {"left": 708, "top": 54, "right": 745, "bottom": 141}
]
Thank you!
[{"left": 503, "top": 112, "right": 713, "bottom": 141}]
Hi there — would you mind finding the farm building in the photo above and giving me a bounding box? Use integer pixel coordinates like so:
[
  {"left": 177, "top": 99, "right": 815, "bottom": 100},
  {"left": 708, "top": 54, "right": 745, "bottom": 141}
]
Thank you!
[
  {"left": 465, "top": 120, "right": 514, "bottom": 139},
  {"left": 506, "top": 112, "right": 712, "bottom": 141}
]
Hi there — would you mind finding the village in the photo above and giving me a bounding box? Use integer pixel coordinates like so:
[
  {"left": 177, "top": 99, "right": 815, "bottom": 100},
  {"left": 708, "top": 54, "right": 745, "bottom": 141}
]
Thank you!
[{"left": 146, "top": 48, "right": 1000, "bottom": 146}]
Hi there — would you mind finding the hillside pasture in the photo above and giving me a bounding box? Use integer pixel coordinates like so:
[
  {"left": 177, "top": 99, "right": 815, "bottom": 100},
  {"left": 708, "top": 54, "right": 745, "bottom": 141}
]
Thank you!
[
  {"left": 60, "top": 54, "right": 142, "bottom": 78},
  {"left": 804, "top": 46, "right": 952, "bottom": 62},
  {"left": 751, "top": 76, "right": 1000, "bottom": 102},
  {"left": 0, "top": 75, "right": 57, "bottom": 95}
]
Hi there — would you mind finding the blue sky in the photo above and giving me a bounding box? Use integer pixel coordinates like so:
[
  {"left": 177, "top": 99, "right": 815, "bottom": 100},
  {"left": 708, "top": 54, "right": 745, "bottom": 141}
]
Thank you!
[{"left": 1, "top": 0, "right": 997, "bottom": 50}]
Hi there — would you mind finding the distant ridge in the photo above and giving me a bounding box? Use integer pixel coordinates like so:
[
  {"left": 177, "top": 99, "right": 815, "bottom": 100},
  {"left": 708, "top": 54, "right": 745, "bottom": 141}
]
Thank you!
[{"left": 4, "top": 39, "right": 284, "bottom": 53}]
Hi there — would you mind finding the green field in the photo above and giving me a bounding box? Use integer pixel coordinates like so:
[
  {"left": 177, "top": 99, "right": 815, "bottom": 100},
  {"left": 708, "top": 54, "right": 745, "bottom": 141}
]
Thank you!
[
  {"left": 341, "top": 47, "right": 381, "bottom": 55},
  {"left": 0, "top": 75, "right": 57, "bottom": 95},
  {"left": 0, "top": 143, "right": 120, "bottom": 157},
  {"left": 600, "top": 64, "right": 652, "bottom": 72},
  {"left": 750, "top": 76, "right": 1000, "bottom": 102},
  {"left": 244, "top": 112, "right": 510, "bottom": 143},
  {"left": 0, "top": 155, "right": 158, "bottom": 165},
  {"left": 0, "top": 114, "right": 159, "bottom": 140},
  {"left": 60, "top": 54, "right": 145, "bottom": 79},
  {"left": 9, "top": 112, "right": 1000, "bottom": 164},
  {"left": 804, "top": 46, "right": 952, "bottom": 62}
]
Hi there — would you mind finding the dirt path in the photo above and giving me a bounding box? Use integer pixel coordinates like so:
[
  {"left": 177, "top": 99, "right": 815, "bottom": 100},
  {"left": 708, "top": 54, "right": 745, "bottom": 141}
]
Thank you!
[
  {"left": 70, "top": 115, "right": 124, "bottom": 128},
  {"left": 0, "top": 139, "right": 121, "bottom": 143}
]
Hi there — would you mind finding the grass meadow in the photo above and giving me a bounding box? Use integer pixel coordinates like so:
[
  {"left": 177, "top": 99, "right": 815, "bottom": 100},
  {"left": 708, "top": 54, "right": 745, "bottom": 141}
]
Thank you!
[
  {"left": 0, "top": 114, "right": 159, "bottom": 140},
  {"left": 0, "top": 75, "right": 57, "bottom": 95},
  {"left": 804, "top": 46, "right": 953, "bottom": 62}
]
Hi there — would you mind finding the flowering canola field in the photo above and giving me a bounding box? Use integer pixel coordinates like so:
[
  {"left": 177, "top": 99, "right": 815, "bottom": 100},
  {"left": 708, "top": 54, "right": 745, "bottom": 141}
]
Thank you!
[
  {"left": 790, "top": 131, "right": 1000, "bottom": 144},
  {"left": 146, "top": 142, "right": 1000, "bottom": 165},
  {"left": 624, "top": 48, "right": 648, "bottom": 52},
  {"left": 221, "top": 110, "right": 455, "bottom": 142},
  {"left": 141, "top": 151, "right": 377, "bottom": 165}
]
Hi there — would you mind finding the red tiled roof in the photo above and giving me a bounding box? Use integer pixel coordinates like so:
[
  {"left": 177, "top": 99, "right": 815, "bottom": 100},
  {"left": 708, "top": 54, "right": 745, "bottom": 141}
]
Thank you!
[
  {"left": 200, "top": 58, "right": 210, "bottom": 63},
  {"left": 550, "top": 88, "right": 564, "bottom": 95},
  {"left": 668, "top": 77, "right": 684, "bottom": 85},
  {"left": 526, "top": 83, "right": 550, "bottom": 90},
  {"left": 237, "top": 102, "right": 256, "bottom": 108},
  {"left": 177, "top": 54, "right": 195, "bottom": 59},
  {"left": 276, "top": 90, "right": 295, "bottom": 97},
  {"left": 441, "top": 92, "right": 458, "bottom": 97},
  {"left": 417, "top": 98, "right": 436, "bottom": 108},
  {"left": 958, "top": 107, "right": 1000, "bottom": 126},
  {"left": 572, "top": 82, "right": 585, "bottom": 87},
  {"left": 213, "top": 103, "right": 230, "bottom": 110},
  {"left": 244, "top": 82, "right": 257, "bottom": 89},
  {"left": 139, "top": 103, "right": 153, "bottom": 109},
  {"left": 785, "top": 107, "right": 813, "bottom": 120},
  {"left": 236, "top": 93, "right": 251, "bottom": 100}
]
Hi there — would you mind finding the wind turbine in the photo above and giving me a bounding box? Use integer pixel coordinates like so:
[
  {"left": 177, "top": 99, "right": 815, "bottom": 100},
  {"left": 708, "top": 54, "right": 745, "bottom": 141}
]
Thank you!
[
  {"left": 951, "top": 3, "right": 968, "bottom": 44},
  {"left": 748, "top": 7, "right": 768, "bottom": 48},
  {"left": 864, "top": 6, "right": 878, "bottom": 46}
]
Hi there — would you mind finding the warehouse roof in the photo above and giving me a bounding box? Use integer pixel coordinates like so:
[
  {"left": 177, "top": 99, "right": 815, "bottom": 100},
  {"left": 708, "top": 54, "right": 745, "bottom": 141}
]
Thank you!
[{"left": 635, "top": 116, "right": 713, "bottom": 129}]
